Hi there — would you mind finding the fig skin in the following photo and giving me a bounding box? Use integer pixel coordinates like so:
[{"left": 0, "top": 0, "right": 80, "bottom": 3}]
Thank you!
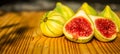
[
  {"left": 80, "top": 2, "right": 97, "bottom": 16},
  {"left": 40, "top": 11, "right": 65, "bottom": 37},
  {"left": 54, "top": 2, "right": 74, "bottom": 21},
  {"left": 63, "top": 10, "right": 94, "bottom": 43},
  {"left": 89, "top": 15, "right": 118, "bottom": 42}
]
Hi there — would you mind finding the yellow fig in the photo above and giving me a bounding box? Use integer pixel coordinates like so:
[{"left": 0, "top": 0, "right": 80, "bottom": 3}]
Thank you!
[{"left": 40, "top": 11, "right": 65, "bottom": 37}]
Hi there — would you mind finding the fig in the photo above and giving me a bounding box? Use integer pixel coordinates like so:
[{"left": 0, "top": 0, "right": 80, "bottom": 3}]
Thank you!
[
  {"left": 80, "top": 3, "right": 118, "bottom": 42},
  {"left": 100, "top": 5, "right": 120, "bottom": 32},
  {"left": 80, "top": 2, "right": 97, "bottom": 15},
  {"left": 54, "top": 2, "right": 74, "bottom": 21},
  {"left": 89, "top": 15, "right": 118, "bottom": 42},
  {"left": 40, "top": 11, "right": 65, "bottom": 37},
  {"left": 63, "top": 10, "right": 94, "bottom": 43}
]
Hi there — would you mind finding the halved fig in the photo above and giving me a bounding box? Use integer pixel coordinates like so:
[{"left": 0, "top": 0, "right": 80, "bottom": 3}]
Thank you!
[
  {"left": 90, "top": 15, "right": 118, "bottom": 42},
  {"left": 63, "top": 10, "right": 94, "bottom": 43}
]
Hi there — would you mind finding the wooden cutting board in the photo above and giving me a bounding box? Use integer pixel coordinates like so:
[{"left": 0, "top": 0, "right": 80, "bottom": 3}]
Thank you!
[{"left": 0, "top": 11, "right": 120, "bottom": 54}]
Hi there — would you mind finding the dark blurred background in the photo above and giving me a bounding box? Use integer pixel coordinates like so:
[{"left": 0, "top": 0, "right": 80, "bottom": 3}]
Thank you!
[{"left": 0, "top": 0, "right": 120, "bottom": 11}]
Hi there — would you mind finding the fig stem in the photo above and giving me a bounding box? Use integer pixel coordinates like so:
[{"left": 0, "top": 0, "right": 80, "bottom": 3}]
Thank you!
[{"left": 44, "top": 17, "right": 48, "bottom": 22}]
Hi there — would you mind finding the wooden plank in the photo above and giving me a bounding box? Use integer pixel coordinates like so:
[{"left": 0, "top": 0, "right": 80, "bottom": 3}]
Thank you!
[{"left": 0, "top": 11, "right": 120, "bottom": 54}]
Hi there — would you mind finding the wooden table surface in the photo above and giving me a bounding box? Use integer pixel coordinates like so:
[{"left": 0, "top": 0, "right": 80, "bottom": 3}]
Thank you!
[{"left": 0, "top": 11, "right": 120, "bottom": 54}]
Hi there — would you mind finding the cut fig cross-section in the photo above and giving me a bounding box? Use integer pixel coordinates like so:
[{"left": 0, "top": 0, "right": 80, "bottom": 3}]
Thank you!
[
  {"left": 65, "top": 17, "right": 92, "bottom": 38},
  {"left": 63, "top": 10, "right": 94, "bottom": 43},
  {"left": 95, "top": 19, "right": 116, "bottom": 38},
  {"left": 90, "top": 15, "right": 118, "bottom": 42}
]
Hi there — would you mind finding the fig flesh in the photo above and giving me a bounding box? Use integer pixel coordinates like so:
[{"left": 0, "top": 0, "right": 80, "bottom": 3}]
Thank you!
[{"left": 90, "top": 15, "right": 118, "bottom": 42}]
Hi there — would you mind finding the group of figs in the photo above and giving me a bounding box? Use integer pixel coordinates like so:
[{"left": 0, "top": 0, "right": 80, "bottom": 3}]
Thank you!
[{"left": 40, "top": 2, "right": 120, "bottom": 43}]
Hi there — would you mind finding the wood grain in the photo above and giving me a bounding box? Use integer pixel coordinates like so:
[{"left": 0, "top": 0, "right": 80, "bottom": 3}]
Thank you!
[{"left": 0, "top": 11, "right": 120, "bottom": 54}]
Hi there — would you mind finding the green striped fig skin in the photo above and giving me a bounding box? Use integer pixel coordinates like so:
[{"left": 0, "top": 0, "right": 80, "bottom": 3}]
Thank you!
[
  {"left": 80, "top": 2, "right": 97, "bottom": 16},
  {"left": 54, "top": 2, "right": 74, "bottom": 21}
]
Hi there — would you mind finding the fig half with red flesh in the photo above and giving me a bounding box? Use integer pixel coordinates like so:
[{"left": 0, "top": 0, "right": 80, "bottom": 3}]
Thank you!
[
  {"left": 63, "top": 10, "right": 94, "bottom": 43},
  {"left": 90, "top": 15, "right": 118, "bottom": 42}
]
